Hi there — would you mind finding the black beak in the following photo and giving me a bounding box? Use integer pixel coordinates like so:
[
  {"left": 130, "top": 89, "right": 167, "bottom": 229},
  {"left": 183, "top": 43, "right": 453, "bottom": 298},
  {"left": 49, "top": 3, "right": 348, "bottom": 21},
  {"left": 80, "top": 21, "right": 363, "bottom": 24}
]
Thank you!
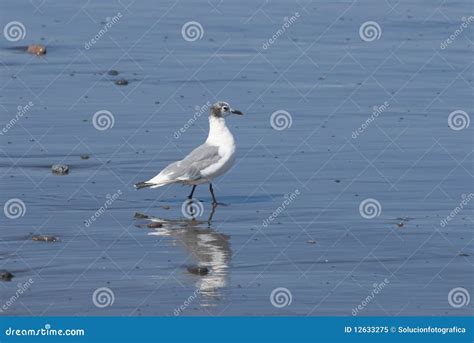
[{"left": 231, "top": 109, "right": 243, "bottom": 115}]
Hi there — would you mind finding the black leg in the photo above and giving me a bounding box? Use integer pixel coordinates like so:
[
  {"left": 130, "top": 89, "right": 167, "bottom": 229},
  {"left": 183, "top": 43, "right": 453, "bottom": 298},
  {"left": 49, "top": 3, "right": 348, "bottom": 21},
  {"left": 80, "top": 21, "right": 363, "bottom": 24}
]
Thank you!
[
  {"left": 188, "top": 185, "right": 197, "bottom": 199},
  {"left": 207, "top": 203, "right": 218, "bottom": 224},
  {"left": 209, "top": 183, "right": 217, "bottom": 205}
]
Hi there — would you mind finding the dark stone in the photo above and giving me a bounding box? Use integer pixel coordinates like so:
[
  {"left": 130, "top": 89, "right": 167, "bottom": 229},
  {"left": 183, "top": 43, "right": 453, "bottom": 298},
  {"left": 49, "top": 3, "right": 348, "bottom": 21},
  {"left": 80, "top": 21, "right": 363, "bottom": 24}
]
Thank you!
[
  {"left": 115, "top": 79, "right": 128, "bottom": 86},
  {"left": 107, "top": 70, "right": 119, "bottom": 76},
  {"left": 32, "top": 235, "right": 58, "bottom": 242},
  {"left": 27, "top": 44, "right": 47, "bottom": 55},
  {"left": 52, "top": 164, "right": 69, "bottom": 175},
  {"left": 0, "top": 271, "right": 14, "bottom": 281},
  {"left": 147, "top": 222, "right": 163, "bottom": 228},
  {"left": 134, "top": 212, "right": 149, "bottom": 219},
  {"left": 187, "top": 265, "right": 209, "bottom": 276}
]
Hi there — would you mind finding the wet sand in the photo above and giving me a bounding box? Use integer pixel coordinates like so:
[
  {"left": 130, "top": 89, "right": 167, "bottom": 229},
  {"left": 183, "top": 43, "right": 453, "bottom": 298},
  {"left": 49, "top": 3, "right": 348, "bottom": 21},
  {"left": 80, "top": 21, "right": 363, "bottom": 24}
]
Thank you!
[{"left": 0, "top": 0, "right": 472, "bottom": 316}]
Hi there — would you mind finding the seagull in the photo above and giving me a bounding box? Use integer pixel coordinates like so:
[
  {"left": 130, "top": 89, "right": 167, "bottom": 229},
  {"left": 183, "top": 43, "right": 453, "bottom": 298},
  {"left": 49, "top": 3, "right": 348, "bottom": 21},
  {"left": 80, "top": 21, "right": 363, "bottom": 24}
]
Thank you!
[{"left": 134, "top": 101, "right": 243, "bottom": 205}]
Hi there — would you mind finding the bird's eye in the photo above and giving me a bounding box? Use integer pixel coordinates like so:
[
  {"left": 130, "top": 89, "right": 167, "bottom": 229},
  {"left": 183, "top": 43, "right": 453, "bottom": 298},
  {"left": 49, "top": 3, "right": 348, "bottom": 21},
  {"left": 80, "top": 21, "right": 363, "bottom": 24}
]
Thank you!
[{"left": 223, "top": 106, "right": 229, "bottom": 111}]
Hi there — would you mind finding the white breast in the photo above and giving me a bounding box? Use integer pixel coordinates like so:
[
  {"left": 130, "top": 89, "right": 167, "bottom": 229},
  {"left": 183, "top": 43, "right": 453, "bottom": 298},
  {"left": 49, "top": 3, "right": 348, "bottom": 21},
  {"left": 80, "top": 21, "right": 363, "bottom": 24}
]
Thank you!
[{"left": 201, "top": 116, "right": 236, "bottom": 180}]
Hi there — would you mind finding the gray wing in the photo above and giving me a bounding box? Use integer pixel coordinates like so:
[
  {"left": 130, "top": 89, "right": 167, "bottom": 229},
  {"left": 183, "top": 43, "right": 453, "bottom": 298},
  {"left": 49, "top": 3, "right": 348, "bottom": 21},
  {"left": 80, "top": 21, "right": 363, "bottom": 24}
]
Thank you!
[{"left": 160, "top": 143, "right": 220, "bottom": 181}]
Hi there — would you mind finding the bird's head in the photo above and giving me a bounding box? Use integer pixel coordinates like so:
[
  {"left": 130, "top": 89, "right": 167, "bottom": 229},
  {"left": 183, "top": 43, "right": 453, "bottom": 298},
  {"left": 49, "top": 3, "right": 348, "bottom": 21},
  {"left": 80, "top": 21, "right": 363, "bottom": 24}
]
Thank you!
[{"left": 210, "top": 101, "right": 243, "bottom": 118}]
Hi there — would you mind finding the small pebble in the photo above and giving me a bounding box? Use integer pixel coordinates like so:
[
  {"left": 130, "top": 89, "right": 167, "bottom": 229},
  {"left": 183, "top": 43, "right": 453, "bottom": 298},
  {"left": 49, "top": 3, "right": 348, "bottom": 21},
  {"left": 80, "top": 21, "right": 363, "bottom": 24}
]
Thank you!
[
  {"left": 147, "top": 222, "right": 163, "bottom": 228},
  {"left": 161, "top": 205, "right": 171, "bottom": 210},
  {"left": 134, "top": 212, "right": 149, "bottom": 219},
  {"left": 115, "top": 79, "right": 128, "bottom": 86},
  {"left": 27, "top": 44, "right": 47, "bottom": 56},
  {"left": 187, "top": 265, "right": 209, "bottom": 276},
  {"left": 107, "top": 70, "right": 119, "bottom": 76},
  {"left": 307, "top": 240, "right": 316, "bottom": 244},
  {"left": 52, "top": 164, "right": 69, "bottom": 175},
  {"left": 80, "top": 154, "right": 90, "bottom": 160},
  {"left": 32, "top": 235, "right": 58, "bottom": 242},
  {"left": 0, "top": 271, "right": 14, "bottom": 281}
]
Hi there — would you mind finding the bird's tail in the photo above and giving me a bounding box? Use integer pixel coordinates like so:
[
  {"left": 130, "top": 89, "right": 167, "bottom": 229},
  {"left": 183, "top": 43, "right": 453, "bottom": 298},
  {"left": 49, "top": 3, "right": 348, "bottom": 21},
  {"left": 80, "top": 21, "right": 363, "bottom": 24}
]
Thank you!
[
  {"left": 134, "top": 181, "right": 154, "bottom": 190},
  {"left": 134, "top": 180, "right": 175, "bottom": 190}
]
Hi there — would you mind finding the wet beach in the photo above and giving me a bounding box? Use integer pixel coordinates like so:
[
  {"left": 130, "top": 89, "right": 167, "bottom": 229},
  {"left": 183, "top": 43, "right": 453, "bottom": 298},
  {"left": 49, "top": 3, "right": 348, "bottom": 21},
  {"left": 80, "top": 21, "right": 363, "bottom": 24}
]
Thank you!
[{"left": 0, "top": 0, "right": 472, "bottom": 316}]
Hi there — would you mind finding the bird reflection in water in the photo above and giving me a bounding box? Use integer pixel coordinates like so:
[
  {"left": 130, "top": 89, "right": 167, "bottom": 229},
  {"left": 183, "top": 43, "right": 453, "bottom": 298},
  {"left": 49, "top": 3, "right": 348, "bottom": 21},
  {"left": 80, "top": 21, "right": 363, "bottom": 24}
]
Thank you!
[{"left": 134, "top": 208, "right": 230, "bottom": 307}]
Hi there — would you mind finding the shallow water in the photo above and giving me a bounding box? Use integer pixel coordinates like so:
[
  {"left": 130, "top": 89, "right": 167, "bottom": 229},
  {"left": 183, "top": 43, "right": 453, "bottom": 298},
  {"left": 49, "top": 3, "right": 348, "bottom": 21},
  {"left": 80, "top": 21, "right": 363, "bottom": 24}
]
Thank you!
[{"left": 0, "top": 0, "right": 472, "bottom": 316}]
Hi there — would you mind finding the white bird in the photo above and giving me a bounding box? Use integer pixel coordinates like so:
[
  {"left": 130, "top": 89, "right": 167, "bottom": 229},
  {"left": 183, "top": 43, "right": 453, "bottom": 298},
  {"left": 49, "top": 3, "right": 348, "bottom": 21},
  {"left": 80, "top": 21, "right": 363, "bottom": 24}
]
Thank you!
[{"left": 134, "top": 101, "right": 243, "bottom": 205}]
